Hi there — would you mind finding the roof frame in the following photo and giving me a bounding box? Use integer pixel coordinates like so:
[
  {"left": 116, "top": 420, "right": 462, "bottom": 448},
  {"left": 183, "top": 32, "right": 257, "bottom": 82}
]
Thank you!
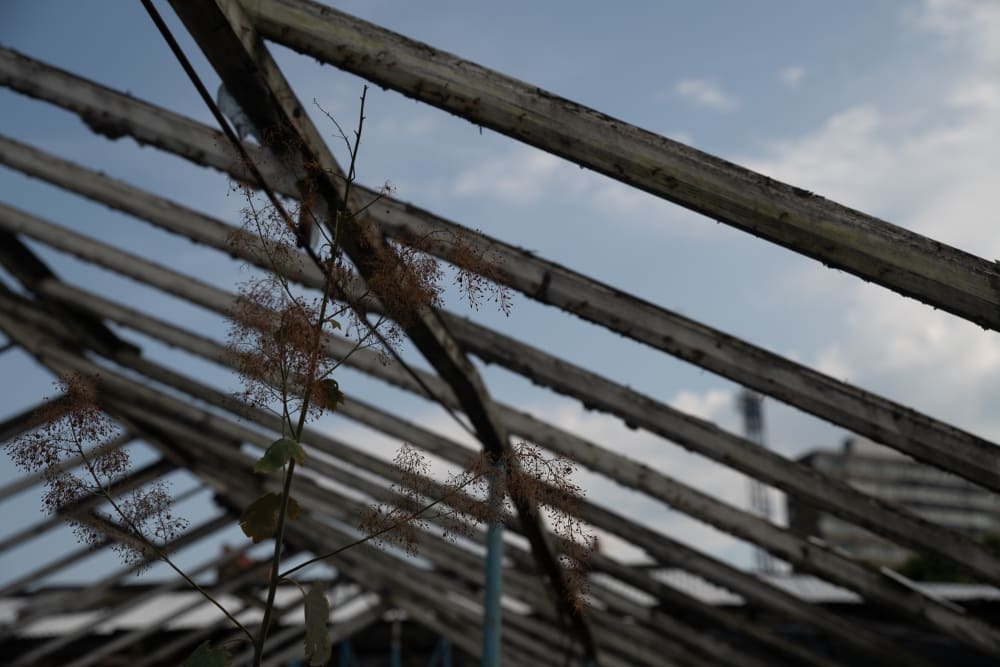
[{"left": 2, "top": 3, "right": 1000, "bottom": 665}]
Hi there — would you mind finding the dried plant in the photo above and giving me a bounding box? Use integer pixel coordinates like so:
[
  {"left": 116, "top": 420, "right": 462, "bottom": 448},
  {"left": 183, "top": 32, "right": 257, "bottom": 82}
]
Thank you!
[
  {"left": 5, "top": 373, "right": 187, "bottom": 572},
  {"left": 5, "top": 85, "right": 565, "bottom": 667},
  {"left": 359, "top": 442, "right": 595, "bottom": 611}
]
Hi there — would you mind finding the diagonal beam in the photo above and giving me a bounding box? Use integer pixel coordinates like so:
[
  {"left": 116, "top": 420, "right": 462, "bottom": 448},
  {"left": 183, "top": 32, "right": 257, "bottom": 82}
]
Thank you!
[
  {"left": 165, "top": 0, "right": 596, "bottom": 656},
  {"left": 6, "top": 202, "right": 1000, "bottom": 605},
  {"left": 11, "top": 165, "right": 1000, "bottom": 594},
  {"left": 244, "top": 0, "right": 1000, "bottom": 332},
  {"left": 12, "top": 541, "right": 257, "bottom": 667},
  {"left": 0, "top": 289, "right": 946, "bottom": 666},
  {"left": 2, "top": 53, "right": 997, "bottom": 497},
  {"left": 3, "top": 208, "right": 997, "bottom": 657},
  {"left": 0, "top": 287, "right": 608, "bottom": 664}
]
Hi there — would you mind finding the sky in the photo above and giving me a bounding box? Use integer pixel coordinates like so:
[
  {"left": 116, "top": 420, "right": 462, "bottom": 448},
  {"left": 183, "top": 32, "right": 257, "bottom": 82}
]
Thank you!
[{"left": 2, "top": 0, "right": 1000, "bottom": 588}]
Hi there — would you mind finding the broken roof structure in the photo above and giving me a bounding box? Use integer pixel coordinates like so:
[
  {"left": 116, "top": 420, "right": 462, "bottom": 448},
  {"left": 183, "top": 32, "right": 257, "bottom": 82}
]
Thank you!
[{"left": 3, "top": 1, "right": 1000, "bottom": 665}]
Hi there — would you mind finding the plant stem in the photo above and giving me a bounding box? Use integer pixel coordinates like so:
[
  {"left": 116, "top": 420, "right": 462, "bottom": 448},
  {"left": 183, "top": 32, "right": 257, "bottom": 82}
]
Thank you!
[
  {"left": 253, "top": 458, "right": 297, "bottom": 667},
  {"left": 77, "top": 445, "right": 255, "bottom": 643},
  {"left": 279, "top": 469, "right": 488, "bottom": 580}
]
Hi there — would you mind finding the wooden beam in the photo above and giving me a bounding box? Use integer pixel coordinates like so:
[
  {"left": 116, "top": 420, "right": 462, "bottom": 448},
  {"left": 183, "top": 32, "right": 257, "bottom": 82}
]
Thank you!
[
  {"left": 5, "top": 52, "right": 998, "bottom": 494},
  {"left": 163, "top": 1, "right": 595, "bottom": 653},
  {"left": 244, "top": 0, "right": 1000, "bottom": 332},
  {"left": 11, "top": 541, "right": 257, "bottom": 667},
  {"left": 0, "top": 296, "right": 941, "bottom": 667},
  {"left": 5, "top": 216, "right": 996, "bottom": 658},
  {"left": 0, "top": 459, "right": 174, "bottom": 555},
  {"left": 5, "top": 203, "right": 1000, "bottom": 603}
]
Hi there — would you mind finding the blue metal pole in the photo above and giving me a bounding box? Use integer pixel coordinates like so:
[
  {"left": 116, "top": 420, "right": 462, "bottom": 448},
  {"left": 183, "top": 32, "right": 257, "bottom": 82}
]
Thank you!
[
  {"left": 481, "top": 463, "right": 504, "bottom": 667},
  {"left": 339, "top": 640, "right": 355, "bottom": 667},
  {"left": 391, "top": 618, "right": 402, "bottom": 667},
  {"left": 441, "top": 638, "right": 452, "bottom": 667}
]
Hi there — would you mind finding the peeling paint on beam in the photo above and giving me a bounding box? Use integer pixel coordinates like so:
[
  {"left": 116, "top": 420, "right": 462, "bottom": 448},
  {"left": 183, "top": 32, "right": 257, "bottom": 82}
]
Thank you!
[{"left": 245, "top": 0, "right": 1000, "bottom": 332}]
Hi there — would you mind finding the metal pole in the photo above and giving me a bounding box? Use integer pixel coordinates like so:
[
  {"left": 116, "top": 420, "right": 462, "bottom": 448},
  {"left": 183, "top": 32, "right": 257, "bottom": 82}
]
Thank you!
[
  {"left": 391, "top": 617, "right": 402, "bottom": 667},
  {"left": 481, "top": 463, "right": 504, "bottom": 667}
]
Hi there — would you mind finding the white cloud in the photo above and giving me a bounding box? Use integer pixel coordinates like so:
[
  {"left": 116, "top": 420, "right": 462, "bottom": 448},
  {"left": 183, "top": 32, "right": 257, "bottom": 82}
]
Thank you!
[
  {"left": 674, "top": 78, "right": 740, "bottom": 112},
  {"left": 453, "top": 146, "right": 576, "bottom": 204},
  {"left": 741, "top": 0, "right": 1000, "bottom": 442},
  {"left": 778, "top": 65, "right": 805, "bottom": 89},
  {"left": 916, "top": 0, "right": 1000, "bottom": 65}
]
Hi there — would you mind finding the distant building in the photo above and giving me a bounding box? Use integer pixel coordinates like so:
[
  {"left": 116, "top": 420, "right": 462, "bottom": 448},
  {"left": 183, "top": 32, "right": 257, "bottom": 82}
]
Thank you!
[{"left": 788, "top": 436, "right": 1000, "bottom": 566}]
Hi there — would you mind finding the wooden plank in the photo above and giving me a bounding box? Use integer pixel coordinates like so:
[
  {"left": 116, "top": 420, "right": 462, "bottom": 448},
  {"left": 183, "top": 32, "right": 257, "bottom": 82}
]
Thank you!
[
  {"left": 0, "top": 459, "right": 174, "bottom": 555},
  {"left": 2, "top": 301, "right": 939, "bottom": 667},
  {"left": 5, "top": 218, "right": 996, "bottom": 658},
  {"left": 12, "top": 542, "right": 257, "bottom": 667},
  {"left": 0, "top": 512, "right": 230, "bottom": 642},
  {"left": 5, "top": 52, "right": 998, "bottom": 495},
  {"left": 245, "top": 0, "right": 1000, "bottom": 332},
  {"left": 5, "top": 202, "right": 1000, "bottom": 597}
]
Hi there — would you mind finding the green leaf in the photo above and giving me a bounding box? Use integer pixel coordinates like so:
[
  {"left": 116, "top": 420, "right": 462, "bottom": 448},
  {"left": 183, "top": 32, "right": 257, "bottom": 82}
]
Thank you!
[
  {"left": 183, "top": 641, "right": 231, "bottom": 667},
  {"left": 254, "top": 437, "right": 306, "bottom": 474},
  {"left": 240, "top": 492, "right": 303, "bottom": 543},
  {"left": 319, "top": 379, "right": 345, "bottom": 413},
  {"left": 303, "top": 582, "right": 331, "bottom": 666}
]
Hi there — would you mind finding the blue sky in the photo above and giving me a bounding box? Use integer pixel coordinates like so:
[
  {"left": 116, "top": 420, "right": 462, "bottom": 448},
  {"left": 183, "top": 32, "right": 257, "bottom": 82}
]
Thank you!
[{"left": 2, "top": 0, "right": 1000, "bottom": 582}]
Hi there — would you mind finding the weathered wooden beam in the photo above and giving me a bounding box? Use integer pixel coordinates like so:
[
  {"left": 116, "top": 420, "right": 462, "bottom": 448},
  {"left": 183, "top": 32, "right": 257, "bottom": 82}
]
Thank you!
[
  {"left": 5, "top": 298, "right": 939, "bottom": 667},
  {"left": 162, "top": 1, "right": 594, "bottom": 652},
  {"left": 59, "top": 560, "right": 271, "bottom": 667},
  {"left": 4, "top": 53, "right": 998, "bottom": 496},
  {"left": 244, "top": 0, "right": 1000, "bottom": 332},
  {"left": 12, "top": 541, "right": 257, "bottom": 667},
  {"left": 5, "top": 202, "right": 1000, "bottom": 603},
  {"left": 5, "top": 215, "right": 995, "bottom": 659},
  {"left": 0, "top": 511, "right": 229, "bottom": 642},
  {"left": 0, "top": 459, "right": 174, "bottom": 555}
]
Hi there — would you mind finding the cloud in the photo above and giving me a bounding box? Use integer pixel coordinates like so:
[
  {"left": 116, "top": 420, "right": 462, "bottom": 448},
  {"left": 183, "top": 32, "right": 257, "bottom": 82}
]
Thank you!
[
  {"left": 778, "top": 65, "right": 805, "bottom": 88},
  {"left": 741, "top": 0, "right": 1000, "bottom": 443},
  {"left": 452, "top": 146, "right": 574, "bottom": 204},
  {"left": 674, "top": 78, "right": 740, "bottom": 111},
  {"left": 916, "top": 0, "right": 1000, "bottom": 65}
]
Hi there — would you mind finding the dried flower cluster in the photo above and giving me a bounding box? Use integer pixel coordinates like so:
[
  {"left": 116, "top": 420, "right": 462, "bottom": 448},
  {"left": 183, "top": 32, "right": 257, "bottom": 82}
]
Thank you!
[
  {"left": 360, "top": 442, "right": 595, "bottom": 609},
  {"left": 4, "top": 374, "right": 187, "bottom": 571}
]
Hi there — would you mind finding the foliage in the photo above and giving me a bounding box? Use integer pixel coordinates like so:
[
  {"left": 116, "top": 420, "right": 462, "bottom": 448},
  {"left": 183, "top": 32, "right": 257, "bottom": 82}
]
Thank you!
[{"left": 4, "top": 373, "right": 187, "bottom": 572}]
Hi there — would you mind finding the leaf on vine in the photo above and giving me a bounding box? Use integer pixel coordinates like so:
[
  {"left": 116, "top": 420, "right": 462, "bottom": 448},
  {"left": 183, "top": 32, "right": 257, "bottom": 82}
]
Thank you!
[
  {"left": 240, "top": 492, "right": 303, "bottom": 543},
  {"left": 303, "top": 582, "right": 331, "bottom": 666},
  {"left": 182, "top": 641, "right": 231, "bottom": 667},
  {"left": 254, "top": 437, "right": 306, "bottom": 474},
  {"left": 319, "top": 379, "right": 345, "bottom": 412}
]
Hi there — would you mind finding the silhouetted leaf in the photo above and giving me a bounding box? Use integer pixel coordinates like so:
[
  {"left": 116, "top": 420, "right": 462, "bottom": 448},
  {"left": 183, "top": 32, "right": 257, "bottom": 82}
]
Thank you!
[
  {"left": 183, "top": 641, "right": 231, "bottom": 667},
  {"left": 303, "top": 582, "right": 331, "bottom": 666},
  {"left": 240, "top": 492, "right": 303, "bottom": 543},
  {"left": 254, "top": 437, "right": 306, "bottom": 474},
  {"left": 320, "top": 379, "right": 345, "bottom": 413}
]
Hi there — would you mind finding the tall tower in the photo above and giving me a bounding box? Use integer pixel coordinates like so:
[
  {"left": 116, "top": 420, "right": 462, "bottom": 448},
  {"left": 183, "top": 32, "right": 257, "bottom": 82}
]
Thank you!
[{"left": 738, "top": 390, "right": 777, "bottom": 573}]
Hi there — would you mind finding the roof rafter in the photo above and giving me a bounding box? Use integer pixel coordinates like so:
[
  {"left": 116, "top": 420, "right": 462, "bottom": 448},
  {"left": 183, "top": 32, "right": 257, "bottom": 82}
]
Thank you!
[
  {"left": 162, "top": 1, "right": 597, "bottom": 655},
  {"left": 3, "top": 48, "right": 998, "bottom": 497},
  {"left": 0, "top": 241, "right": 952, "bottom": 666},
  {"left": 244, "top": 0, "right": 1000, "bottom": 332},
  {"left": 3, "top": 179, "right": 1000, "bottom": 656}
]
